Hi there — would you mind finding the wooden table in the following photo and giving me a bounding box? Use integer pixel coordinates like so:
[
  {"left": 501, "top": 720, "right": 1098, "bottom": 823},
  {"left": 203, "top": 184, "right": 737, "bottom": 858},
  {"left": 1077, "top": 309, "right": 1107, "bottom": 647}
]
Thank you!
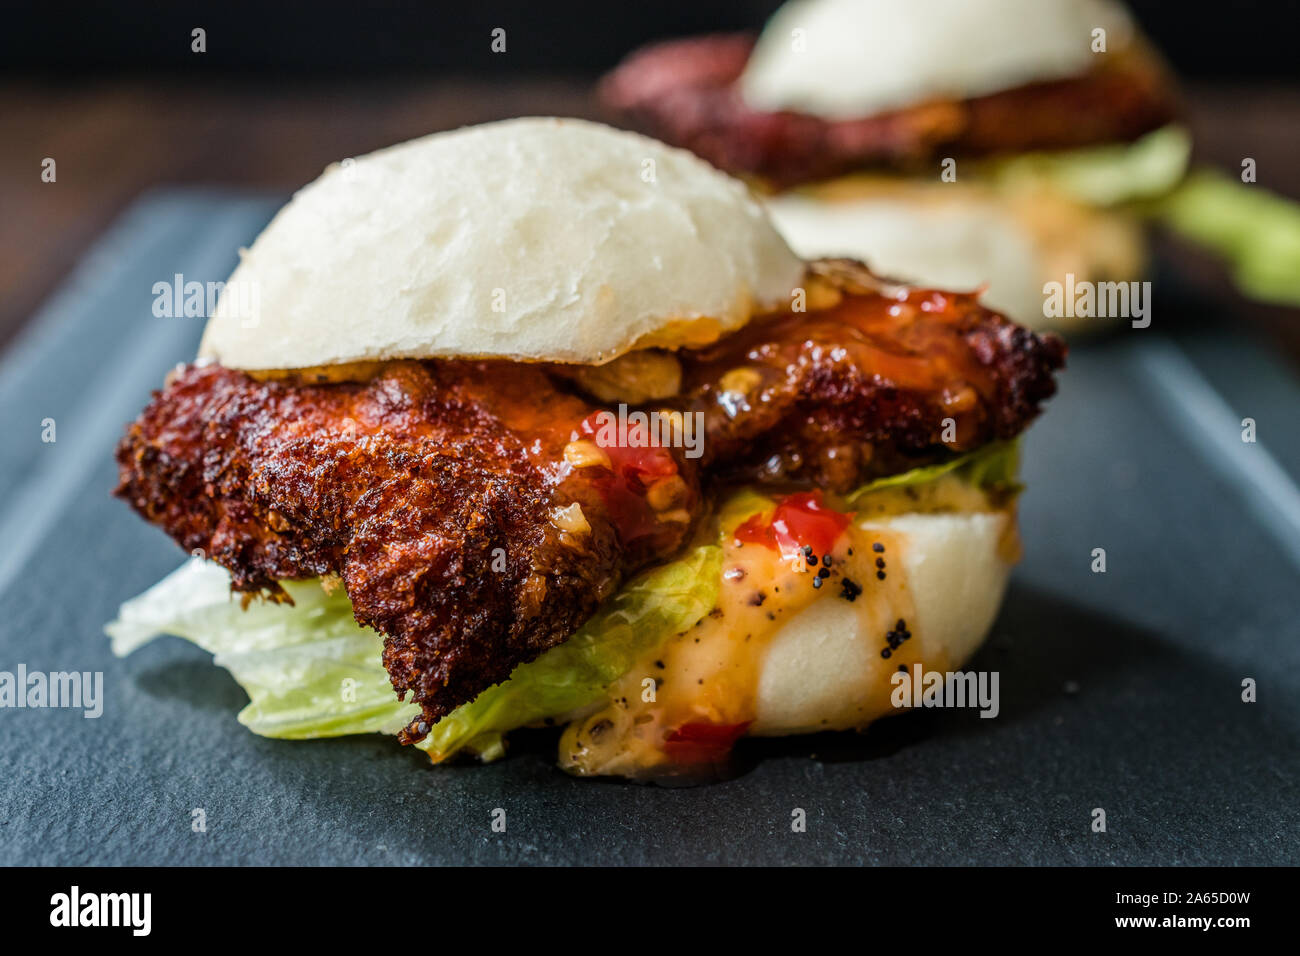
[{"left": 3, "top": 77, "right": 1297, "bottom": 358}]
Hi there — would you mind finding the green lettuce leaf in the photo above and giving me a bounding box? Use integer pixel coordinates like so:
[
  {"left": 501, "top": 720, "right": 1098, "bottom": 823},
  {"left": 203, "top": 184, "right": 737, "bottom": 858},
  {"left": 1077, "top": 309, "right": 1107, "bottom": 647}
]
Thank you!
[
  {"left": 978, "top": 124, "right": 1191, "bottom": 207},
  {"left": 106, "top": 562, "right": 418, "bottom": 738},
  {"left": 980, "top": 122, "right": 1300, "bottom": 307},
  {"left": 846, "top": 440, "right": 1021, "bottom": 504},
  {"left": 107, "top": 544, "right": 722, "bottom": 761},
  {"left": 1148, "top": 168, "right": 1300, "bottom": 307}
]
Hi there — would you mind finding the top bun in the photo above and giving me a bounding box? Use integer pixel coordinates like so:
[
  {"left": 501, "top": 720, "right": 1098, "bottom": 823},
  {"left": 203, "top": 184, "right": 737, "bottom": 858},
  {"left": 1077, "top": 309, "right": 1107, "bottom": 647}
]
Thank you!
[
  {"left": 200, "top": 117, "right": 804, "bottom": 370},
  {"left": 741, "top": 0, "right": 1133, "bottom": 119}
]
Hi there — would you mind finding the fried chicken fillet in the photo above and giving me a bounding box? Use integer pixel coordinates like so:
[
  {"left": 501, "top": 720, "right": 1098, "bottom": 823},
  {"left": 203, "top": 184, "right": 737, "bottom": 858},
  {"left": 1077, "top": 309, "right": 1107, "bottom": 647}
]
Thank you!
[{"left": 115, "top": 264, "right": 1064, "bottom": 737}]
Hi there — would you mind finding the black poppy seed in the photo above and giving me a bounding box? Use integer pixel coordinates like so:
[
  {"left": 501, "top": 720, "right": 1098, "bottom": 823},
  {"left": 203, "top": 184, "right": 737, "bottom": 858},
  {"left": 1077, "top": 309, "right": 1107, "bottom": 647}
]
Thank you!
[
  {"left": 876, "top": 570, "right": 886, "bottom": 580},
  {"left": 803, "top": 545, "right": 814, "bottom": 556},
  {"left": 821, "top": 554, "right": 832, "bottom": 567},
  {"left": 654, "top": 660, "right": 665, "bottom": 670},
  {"left": 880, "top": 648, "right": 892, "bottom": 659},
  {"left": 817, "top": 567, "right": 830, "bottom": 579},
  {"left": 897, "top": 665, "right": 907, "bottom": 673},
  {"left": 847, "top": 548, "right": 854, "bottom": 556},
  {"left": 812, "top": 576, "right": 823, "bottom": 589},
  {"left": 896, "top": 618, "right": 907, "bottom": 630},
  {"left": 875, "top": 557, "right": 886, "bottom": 569},
  {"left": 839, "top": 577, "right": 862, "bottom": 602},
  {"left": 872, "top": 542, "right": 885, "bottom": 553}
]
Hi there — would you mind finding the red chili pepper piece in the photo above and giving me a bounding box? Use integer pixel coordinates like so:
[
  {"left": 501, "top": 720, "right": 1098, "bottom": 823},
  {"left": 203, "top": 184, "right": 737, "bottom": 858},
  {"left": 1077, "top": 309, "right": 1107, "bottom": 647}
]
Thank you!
[
  {"left": 576, "top": 411, "right": 682, "bottom": 543},
  {"left": 733, "top": 491, "right": 850, "bottom": 558},
  {"left": 663, "top": 720, "right": 753, "bottom": 763}
]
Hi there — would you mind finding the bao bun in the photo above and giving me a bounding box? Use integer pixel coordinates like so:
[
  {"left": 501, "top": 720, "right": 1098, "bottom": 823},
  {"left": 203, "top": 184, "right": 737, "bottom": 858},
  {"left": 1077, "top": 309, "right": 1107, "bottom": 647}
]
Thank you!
[
  {"left": 200, "top": 118, "right": 805, "bottom": 371},
  {"left": 754, "top": 509, "right": 1013, "bottom": 734},
  {"left": 741, "top": 0, "right": 1132, "bottom": 119},
  {"left": 765, "top": 183, "right": 1144, "bottom": 332}
]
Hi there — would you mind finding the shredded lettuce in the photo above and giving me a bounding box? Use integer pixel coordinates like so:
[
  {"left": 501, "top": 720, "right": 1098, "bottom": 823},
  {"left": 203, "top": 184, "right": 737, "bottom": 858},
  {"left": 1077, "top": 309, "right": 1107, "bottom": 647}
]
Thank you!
[
  {"left": 846, "top": 440, "right": 1021, "bottom": 504},
  {"left": 1148, "top": 169, "right": 1300, "bottom": 308},
  {"left": 978, "top": 123, "right": 1192, "bottom": 207},
  {"left": 107, "top": 545, "right": 721, "bottom": 761},
  {"left": 979, "top": 124, "right": 1300, "bottom": 307}
]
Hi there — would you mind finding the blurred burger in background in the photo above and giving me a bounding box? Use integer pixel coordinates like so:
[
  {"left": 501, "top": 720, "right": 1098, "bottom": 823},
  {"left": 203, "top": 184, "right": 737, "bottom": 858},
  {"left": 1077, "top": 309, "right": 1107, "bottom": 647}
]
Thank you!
[{"left": 601, "top": 0, "right": 1195, "bottom": 331}]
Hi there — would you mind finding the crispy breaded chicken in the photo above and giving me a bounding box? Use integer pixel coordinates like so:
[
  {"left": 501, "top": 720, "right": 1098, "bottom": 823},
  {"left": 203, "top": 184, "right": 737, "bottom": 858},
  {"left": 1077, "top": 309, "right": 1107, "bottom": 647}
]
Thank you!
[
  {"left": 600, "top": 33, "right": 1177, "bottom": 190},
  {"left": 115, "top": 360, "right": 700, "bottom": 736},
  {"left": 115, "top": 266, "right": 1063, "bottom": 734}
]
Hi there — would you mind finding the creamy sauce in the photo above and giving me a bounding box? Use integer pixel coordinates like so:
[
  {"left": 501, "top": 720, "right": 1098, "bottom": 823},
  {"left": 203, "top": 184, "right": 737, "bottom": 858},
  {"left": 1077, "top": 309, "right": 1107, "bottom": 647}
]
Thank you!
[{"left": 557, "top": 483, "right": 1006, "bottom": 778}]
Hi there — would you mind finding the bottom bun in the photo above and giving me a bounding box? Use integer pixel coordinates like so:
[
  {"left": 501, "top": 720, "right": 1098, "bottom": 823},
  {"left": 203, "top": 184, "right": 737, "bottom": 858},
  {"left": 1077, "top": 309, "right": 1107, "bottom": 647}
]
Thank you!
[
  {"left": 752, "top": 509, "right": 1014, "bottom": 735},
  {"left": 764, "top": 181, "right": 1144, "bottom": 333}
]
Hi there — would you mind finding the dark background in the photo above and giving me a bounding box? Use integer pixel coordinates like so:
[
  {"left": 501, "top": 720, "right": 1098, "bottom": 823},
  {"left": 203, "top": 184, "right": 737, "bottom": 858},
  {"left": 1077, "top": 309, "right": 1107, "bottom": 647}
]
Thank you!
[{"left": 4, "top": 0, "right": 1299, "bottom": 80}]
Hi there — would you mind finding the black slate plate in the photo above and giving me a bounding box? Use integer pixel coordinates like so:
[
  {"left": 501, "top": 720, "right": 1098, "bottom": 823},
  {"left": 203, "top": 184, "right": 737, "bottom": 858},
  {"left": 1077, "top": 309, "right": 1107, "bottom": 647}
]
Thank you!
[{"left": 0, "top": 191, "right": 1296, "bottom": 865}]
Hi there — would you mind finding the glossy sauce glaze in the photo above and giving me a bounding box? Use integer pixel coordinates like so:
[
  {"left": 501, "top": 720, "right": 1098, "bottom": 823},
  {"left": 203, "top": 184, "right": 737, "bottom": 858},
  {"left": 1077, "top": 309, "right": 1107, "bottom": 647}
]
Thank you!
[
  {"left": 688, "top": 283, "right": 1001, "bottom": 400},
  {"left": 677, "top": 270, "right": 1062, "bottom": 491}
]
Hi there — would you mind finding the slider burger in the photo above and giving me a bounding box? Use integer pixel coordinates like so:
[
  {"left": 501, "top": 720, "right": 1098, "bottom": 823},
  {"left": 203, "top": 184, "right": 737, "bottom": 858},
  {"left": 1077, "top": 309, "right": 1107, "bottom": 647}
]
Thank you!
[
  {"left": 601, "top": 0, "right": 1190, "bottom": 331},
  {"left": 108, "top": 118, "right": 1064, "bottom": 780}
]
